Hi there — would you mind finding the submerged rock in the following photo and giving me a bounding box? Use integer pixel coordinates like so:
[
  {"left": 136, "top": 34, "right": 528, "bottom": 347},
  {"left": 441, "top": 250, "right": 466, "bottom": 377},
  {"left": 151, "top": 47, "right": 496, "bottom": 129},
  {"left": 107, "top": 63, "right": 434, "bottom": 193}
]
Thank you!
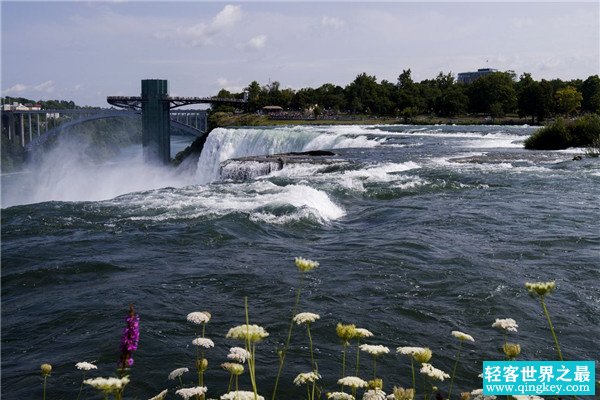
[{"left": 220, "top": 150, "right": 339, "bottom": 180}]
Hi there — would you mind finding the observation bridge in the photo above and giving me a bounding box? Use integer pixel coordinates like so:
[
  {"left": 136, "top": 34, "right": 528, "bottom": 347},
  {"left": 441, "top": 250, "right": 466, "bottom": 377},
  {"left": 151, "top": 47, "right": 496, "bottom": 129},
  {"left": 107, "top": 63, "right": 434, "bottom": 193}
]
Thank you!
[{"left": 1, "top": 79, "right": 246, "bottom": 164}]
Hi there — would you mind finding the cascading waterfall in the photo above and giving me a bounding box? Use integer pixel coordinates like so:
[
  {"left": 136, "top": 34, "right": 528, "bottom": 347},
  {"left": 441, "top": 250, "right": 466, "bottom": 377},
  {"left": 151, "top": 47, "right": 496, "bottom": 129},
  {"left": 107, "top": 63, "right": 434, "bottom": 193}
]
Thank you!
[{"left": 194, "top": 126, "right": 383, "bottom": 183}]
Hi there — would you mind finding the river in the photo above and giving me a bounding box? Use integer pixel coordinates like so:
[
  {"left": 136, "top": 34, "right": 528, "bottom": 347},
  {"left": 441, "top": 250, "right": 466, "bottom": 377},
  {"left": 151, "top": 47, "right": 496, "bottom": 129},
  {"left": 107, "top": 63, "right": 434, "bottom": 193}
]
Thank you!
[{"left": 1, "top": 124, "right": 598, "bottom": 399}]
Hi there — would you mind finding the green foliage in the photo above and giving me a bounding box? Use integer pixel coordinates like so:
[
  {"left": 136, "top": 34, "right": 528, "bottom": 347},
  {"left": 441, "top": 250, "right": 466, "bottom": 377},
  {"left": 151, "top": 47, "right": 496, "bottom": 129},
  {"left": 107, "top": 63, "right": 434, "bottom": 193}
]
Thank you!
[
  {"left": 467, "top": 72, "right": 517, "bottom": 115},
  {"left": 1, "top": 133, "right": 26, "bottom": 172},
  {"left": 554, "top": 86, "right": 583, "bottom": 116},
  {"left": 581, "top": 75, "right": 600, "bottom": 114},
  {"left": 524, "top": 114, "right": 600, "bottom": 150}
]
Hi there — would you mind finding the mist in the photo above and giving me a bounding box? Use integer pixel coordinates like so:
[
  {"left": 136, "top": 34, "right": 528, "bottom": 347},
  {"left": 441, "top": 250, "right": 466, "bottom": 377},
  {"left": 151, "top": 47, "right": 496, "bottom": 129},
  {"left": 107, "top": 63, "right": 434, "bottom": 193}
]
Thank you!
[{"left": 1, "top": 134, "right": 196, "bottom": 208}]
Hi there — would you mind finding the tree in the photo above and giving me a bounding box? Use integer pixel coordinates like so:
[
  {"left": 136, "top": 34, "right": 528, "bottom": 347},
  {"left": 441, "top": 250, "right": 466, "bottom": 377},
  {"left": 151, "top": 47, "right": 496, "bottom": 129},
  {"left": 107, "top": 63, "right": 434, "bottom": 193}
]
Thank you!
[
  {"left": 467, "top": 72, "right": 517, "bottom": 115},
  {"left": 245, "top": 81, "right": 262, "bottom": 112},
  {"left": 517, "top": 73, "right": 543, "bottom": 124},
  {"left": 581, "top": 75, "right": 600, "bottom": 114},
  {"left": 345, "top": 73, "right": 380, "bottom": 114},
  {"left": 554, "top": 86, "right": 583, "bottom": 116}
]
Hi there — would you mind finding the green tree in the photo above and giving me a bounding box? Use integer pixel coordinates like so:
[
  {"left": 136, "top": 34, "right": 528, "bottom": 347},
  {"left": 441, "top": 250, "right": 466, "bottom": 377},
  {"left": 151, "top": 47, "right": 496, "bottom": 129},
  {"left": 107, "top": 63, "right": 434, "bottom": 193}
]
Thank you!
[
  {"left": 467, "top": 72, "right": 517, "bottom": 115},
  {"left": 345, "top": 73, "right": 380, "bottom": 114},
  {"left": 554, "top": 86, "right": 583, "bottom": 116},
  {"left": 581, "top": 75, "right": 600, "bottom": 114},
  {"left": 517, "top": 73, "right": 543, "bottom": 124}
]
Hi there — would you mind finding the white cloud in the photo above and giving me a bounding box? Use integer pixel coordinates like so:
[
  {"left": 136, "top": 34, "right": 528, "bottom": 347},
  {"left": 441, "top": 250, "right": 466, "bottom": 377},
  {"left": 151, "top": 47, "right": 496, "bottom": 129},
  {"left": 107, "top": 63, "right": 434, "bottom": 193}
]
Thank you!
[
  {"left": 245, "top": 34, "right": 267, "bottom": 50},
  {"left": 212, "top": 4, "right": 242, "bottom": 30},
  {"left": 33, "top": 80, "right": 55, "bottom": 93},
  {"left": 155, "top": 4, "right": 242, "bottom": 47},
  {"left": 216, "top": 78, "right": 245, "bottom": 93},
  {"left": 321, "top": 16, "right": 345, "bottom": 29},
  {"left": 2, "top": 81, "right": 55, "bottom": 95},
  {"left": 2, "top": 83, "right": 28, "bottom": 95}
]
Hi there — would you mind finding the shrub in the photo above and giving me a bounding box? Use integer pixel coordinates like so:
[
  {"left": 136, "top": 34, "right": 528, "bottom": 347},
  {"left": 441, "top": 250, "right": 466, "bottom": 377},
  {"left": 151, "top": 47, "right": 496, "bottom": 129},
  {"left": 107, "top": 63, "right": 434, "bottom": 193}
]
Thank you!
[{"left": 524, "top": 114, "right": 600, "bottom": 150}]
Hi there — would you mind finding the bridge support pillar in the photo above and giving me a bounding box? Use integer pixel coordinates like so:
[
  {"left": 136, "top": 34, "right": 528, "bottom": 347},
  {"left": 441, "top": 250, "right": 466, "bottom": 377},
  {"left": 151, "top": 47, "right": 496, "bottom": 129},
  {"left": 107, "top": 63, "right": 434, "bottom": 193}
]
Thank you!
[
  {"left": 20, "top": 113, "right": 25, "bottom": 147},
  {"left": 141, "top": 79, "right": 170, "bottom": 164}
]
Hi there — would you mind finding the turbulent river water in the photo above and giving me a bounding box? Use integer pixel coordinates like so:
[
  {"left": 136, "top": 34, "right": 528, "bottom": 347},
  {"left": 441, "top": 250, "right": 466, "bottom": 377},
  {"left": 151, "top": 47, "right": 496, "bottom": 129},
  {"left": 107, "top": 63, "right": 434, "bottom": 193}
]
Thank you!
[{"left": 1, "top": 124, "right": 599, "bottom": 399}]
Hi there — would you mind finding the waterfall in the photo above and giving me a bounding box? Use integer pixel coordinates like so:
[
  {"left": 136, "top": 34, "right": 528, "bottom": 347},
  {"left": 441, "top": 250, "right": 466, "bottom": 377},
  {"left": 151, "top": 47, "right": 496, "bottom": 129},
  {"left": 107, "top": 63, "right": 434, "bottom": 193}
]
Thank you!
[{"left": 195, "top": 125, "right": 382, "bottom": 183}]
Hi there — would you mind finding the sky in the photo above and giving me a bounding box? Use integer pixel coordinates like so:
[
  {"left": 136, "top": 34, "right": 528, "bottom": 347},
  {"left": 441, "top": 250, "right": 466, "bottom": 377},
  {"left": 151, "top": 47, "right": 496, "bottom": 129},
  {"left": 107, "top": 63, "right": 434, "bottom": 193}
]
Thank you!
[{"left": 1, "top": 1, "right": 599, "bottom": 107}]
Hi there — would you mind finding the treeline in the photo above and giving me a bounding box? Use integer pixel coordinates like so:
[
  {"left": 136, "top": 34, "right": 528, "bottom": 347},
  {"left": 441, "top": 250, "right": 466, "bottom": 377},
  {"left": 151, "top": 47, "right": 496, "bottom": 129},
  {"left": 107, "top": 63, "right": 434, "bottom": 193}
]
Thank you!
[
  {"left": 1, "top": 96, "right": 82, "bottom": 110},
  {"left": 216, "top": 71, "right": 600, "bottom": 123}
]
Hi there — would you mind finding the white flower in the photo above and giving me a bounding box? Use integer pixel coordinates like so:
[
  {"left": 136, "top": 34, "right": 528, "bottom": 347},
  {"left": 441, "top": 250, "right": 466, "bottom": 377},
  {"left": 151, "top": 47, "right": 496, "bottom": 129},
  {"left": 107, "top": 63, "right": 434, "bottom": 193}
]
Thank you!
[
  {"left": 176, "top": 387, "right": 207, "bottom": 400},
  {"left": 294, "top": 371, "right": 321, "bottom": 386},
  {"left": 469, "top": 389, "right": 497, "bottom": 400},
  {"left": 338, "top": 376, "right": 368, "bottom": 388},
  {"left": 355, "top": 328, "right": 374, "bottom": 338},
  {"left": 192, "top": 337, "right": 215, "bottom": 348},
  {"left": 327, "top": 392, "right": 355, "bottom": 400},
  {"left": 149, "top": 389, "right": 168, "bottom": 400},
  {"left": 221, "top": 362, "right": 244, "bottom": 375},
  {"left": 228, "top": 347, "right": 251, "bottom": 363},
  {"left": 220, "top": 391, "right": 265, "bottom": 400},
  {"left": 75, "top": 361, "right": 98, "bottom": 371},
  {"left": 295, "top": 257, "right": 319, "bottom": 272},
  {"left": 84, "top": 376, "right": 130, "bottom": 392},
  {"left": 452, "top": 330, "right": 475, "bottom": 342},
  {"left": 187, "top": 311, "right": 211, "bottom": 324},
  {"left": 420, "top": 363, "right": 450, "bottom": 381},
  {"left": 492, "top": 318, "right": 518, "bottom": 332},
  {"left": 293, "top": 312, "right": 321, "bottom": 324},
  {"left": 226, "top": 324, "right": 269, "bottom": 342},
  {"left": 512, "top": 396, "right": 543, "bottom": 400},
  {"left": 359, "top": 344, "right": 390, "bottom": 356},
  {"left": 525, "top": 281, "right": 556, "bottom": 296},
  {"left": 168, "top": 367, "right": 189, "bottom": 380},
  {"left": 363, "top": 389, "right": 387, "bottom": 400},
  {"left": 396, "top": 346, "right": 425, "bottom": 356}
]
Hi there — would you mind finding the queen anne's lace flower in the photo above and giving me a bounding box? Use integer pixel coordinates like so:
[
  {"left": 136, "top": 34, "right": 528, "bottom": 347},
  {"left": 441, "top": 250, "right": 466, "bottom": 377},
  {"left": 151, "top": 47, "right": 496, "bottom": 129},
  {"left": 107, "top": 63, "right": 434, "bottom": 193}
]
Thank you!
[
  {"left": 492, "top": 318, "right": 518, "bottom": 332},
  {"left": 192, "top": 337, "right": 215, "bottom": 348},
  {"left": 396, "top": 347, "right": 425, "bottom": 356},
  {"left": 221, "top": 362, "right": 244, "bottom": 375},
  {"left": 452, "top": 331, "right": 475, "bottom": 342},
  {"left": 413, "top": 348, "right": 432, "bottom": 363},
  {"left": 187, "top": 311, "right": 211, "bottom": 324},
  {"left": 76, "top": 361, "right": 98, "bottom": 371},
  {"left": 293, "top": 371, "right": 321, "bottom": 386},
  {"left": 420, "top": 363, "right": 450, "bottom": 381},
  {"left": 338, "top": 376, "right": 369, "bottom": 388},
  {"left": 359, "top": 344, "right": 390, "bottom": 356},
  {"left": 355, "top": 328, "right": 374, "bottom": 338},
  {"left": 525, "top": 281, "right": 556, "bottom": 296},
  {"left": 220, "top": 391, "right": 265, "bottom": 400},
  {"left": 337, "top": 323, "right": 357, "bottom": 342},
  {"left": 293, "top": 312, "right": 320, "bottom": 324},
  {"left": 388, "top": 387, "right": 415, "bottom": 400},
  {"left": 295, "top": 257, "right": 319, "bottom": 272},
  {"left": 84, "top": 376, "right": 130, "bottom": 392},
  {"left": 148, "top": 389, "right": 168, "bottom": 400},
  {"left": 176, "top": 387, "right": 207, "bottom": 400},
  {"left": 226, "top": 324, "right": 269, "bottom": 342},
  {"left": 228, "top": 347, "right": 251, "bottom": 363},
  {"left": 327, "top": 392, "right": 355, "bottom": 400},
  {"left": 168, "top": 367, "right": 189, "bottom": 380},
  {"left": 363, "top": 389, "right": 387, "bottom": 400}
]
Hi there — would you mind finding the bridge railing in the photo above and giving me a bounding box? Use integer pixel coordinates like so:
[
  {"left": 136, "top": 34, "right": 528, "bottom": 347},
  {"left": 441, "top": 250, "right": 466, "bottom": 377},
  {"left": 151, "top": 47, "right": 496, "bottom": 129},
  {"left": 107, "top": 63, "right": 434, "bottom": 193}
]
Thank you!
[{"left": 1, "top": 108, "right": 207, "bottom": 148}]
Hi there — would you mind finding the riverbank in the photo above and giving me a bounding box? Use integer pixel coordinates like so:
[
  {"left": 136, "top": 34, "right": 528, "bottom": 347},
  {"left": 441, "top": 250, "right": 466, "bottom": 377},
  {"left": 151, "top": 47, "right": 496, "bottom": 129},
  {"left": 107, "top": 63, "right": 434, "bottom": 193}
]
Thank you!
[{"left": 209, "top": 112, "right": 534, "bottom": 128}]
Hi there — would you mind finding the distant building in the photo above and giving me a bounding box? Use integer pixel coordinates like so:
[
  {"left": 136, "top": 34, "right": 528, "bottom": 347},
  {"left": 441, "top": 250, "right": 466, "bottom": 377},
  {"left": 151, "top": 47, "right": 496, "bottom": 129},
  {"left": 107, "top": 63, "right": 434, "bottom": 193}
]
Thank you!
[
  {"left": 2, "top": 102, "right": 42, "bottom": 111},
  {"left": 457, "top": 68, "right": 498, "bottom": 84},
  {"left": 261, "top": 105, "right": 283, "bottom": 114}
]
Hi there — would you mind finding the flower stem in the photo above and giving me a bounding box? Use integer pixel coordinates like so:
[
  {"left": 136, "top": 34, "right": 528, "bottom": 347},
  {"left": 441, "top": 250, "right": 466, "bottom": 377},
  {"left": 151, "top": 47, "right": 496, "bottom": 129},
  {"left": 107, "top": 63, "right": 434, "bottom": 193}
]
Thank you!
[
  {"left": 448, "top": 341, "right": 463, "bottom": 400},
  {"left": 76, "top": 373, "right": 86, "bottom": 400},
  {"left": 355, "top": 339, "right": 361, "bottom": 376},
  {"left": 271, "top": 275, "right": 304, "bottom": 400},
  {"left": 228, "top": 373, "right": 234, "bottom": 392},
  {"left": 42, "top": 375, "right": 47, "bottom": 400},
  {"left": 307, "top": 323, "right": 316, "bottom": 372},
  {"left": 341, "top": 342, "right": 348, "bottom": 378},
  {"left": 541, "top": 296, "right": 563, "bottom": 361},
  {"left": 373, "top": 356, "right": 377, "bottom": 379},
  {"left": 411, "top": 357, "right": 416, "bottom": 392},
  {"left": 245, "top": 297, "right": 259, "bottom": 400}
]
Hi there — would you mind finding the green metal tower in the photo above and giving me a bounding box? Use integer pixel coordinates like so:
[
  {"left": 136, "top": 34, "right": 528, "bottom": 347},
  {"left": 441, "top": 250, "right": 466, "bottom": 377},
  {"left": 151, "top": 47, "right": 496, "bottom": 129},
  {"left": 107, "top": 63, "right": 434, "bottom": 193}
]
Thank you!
[{"left": 141, "top": 79, "right": 170, "bottom": 164}]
